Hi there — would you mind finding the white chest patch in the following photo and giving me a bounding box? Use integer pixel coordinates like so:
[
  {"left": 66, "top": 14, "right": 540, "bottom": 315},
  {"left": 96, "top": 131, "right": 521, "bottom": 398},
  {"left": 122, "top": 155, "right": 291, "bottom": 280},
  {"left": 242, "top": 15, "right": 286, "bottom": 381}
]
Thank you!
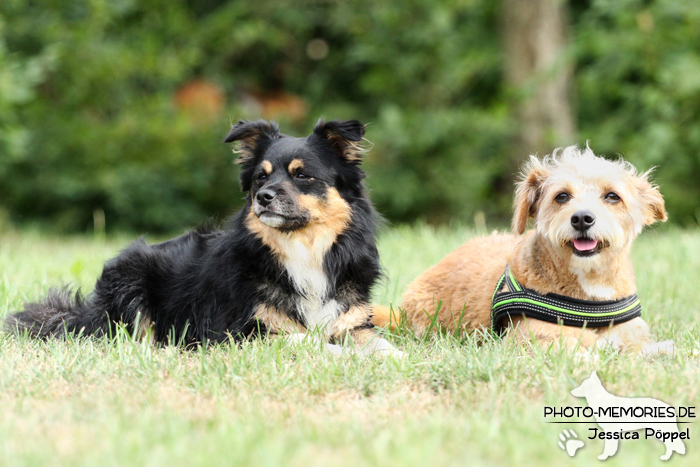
[
  {"left": 569, "top": 267, "right": 616, "bottom": 300},
  {"left": 278, "top": 232, "right": 341, "bottom": 331}
]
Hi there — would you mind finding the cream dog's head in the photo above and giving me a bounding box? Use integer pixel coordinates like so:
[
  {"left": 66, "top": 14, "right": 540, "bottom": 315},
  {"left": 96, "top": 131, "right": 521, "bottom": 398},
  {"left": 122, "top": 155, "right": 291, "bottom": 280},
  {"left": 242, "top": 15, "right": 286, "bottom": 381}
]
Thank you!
[{"left": 513, "top": 145, "right": 667, "bottom": 272}]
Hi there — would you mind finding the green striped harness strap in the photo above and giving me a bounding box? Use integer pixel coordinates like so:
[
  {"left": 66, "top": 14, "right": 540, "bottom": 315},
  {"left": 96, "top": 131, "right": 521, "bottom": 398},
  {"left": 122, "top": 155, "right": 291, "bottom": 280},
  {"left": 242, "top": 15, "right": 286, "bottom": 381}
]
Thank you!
[{"left": 490, "top": 266, "right": 642, "bottom": 335}]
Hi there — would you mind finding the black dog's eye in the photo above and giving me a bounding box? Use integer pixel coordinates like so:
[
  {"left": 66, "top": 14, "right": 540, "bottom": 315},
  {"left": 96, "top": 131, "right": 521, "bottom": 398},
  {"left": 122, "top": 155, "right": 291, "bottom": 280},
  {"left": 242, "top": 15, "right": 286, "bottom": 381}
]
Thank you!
[
  {"left": 555, "top": 192, "right": 571, "bottom": 204},
  {"left": 256, "top": 174, "right": 268, "bottom": 184},
  {"left": 605, "top": 192, "right": 621, "bottom": 202},
  {"left": 295, "top": 172, "right": 310, "bottom": 180}
]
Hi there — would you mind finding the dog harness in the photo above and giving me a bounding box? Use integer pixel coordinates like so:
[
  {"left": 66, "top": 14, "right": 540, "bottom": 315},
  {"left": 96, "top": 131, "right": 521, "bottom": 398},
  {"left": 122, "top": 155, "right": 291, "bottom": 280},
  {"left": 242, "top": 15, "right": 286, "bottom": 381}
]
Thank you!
[{"left": 490, "top": 266, "right": 642, "bottom": 335}]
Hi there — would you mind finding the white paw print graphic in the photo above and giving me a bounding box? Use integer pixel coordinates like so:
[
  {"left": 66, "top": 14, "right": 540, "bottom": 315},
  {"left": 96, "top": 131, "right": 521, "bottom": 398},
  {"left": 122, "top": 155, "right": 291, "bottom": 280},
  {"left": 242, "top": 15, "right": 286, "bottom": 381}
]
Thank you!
[{"left": 558, "top": 429, "right": 585, "bottom": 457}]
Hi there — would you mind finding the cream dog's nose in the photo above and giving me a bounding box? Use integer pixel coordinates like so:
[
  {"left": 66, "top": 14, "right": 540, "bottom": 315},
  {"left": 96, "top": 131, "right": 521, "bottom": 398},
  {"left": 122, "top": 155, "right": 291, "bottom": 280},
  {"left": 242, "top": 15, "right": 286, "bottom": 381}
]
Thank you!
[{"left": 571, "top": 210, "right": 595, "bottom": 231}]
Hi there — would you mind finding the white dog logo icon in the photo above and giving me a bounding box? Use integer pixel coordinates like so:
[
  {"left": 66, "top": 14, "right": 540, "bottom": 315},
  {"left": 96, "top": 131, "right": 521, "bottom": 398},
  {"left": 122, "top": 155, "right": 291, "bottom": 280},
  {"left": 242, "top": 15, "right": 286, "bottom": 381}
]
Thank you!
[{"left": 571, "top": 371, "right": 686, "bottom": 460}]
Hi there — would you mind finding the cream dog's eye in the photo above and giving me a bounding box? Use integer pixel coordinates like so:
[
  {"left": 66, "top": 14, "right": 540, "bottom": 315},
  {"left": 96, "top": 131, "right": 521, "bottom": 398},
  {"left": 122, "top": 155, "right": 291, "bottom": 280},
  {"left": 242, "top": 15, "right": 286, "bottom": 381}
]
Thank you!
[
  {"left": 605, "top": 192, "right": 621, "bottom": 203},
  {"left": 555, "top": 192, "right": 571, "bottom": 203}
]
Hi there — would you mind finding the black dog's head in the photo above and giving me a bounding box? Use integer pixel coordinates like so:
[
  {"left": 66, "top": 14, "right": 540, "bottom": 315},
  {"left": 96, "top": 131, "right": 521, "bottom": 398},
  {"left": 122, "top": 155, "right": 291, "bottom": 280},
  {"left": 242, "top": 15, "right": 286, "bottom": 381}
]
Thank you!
[{"left": 224, "top": 119, "right": 367, "bottom": 231}]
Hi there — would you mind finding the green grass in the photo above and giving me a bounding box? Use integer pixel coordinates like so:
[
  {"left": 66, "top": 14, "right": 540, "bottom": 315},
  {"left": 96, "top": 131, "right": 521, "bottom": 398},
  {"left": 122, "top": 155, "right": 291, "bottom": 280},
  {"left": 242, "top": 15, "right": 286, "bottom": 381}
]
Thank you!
[{"left": 1, "top": 225, "right": 699, "bottom": 466}]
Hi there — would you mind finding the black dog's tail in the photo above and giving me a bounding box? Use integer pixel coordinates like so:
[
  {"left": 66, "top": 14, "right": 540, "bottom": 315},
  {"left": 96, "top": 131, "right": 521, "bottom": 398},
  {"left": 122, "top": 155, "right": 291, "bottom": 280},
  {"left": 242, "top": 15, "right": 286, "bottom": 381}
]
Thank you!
[{"left": 5, "top": 287, "right": 109, "bottom": 339}]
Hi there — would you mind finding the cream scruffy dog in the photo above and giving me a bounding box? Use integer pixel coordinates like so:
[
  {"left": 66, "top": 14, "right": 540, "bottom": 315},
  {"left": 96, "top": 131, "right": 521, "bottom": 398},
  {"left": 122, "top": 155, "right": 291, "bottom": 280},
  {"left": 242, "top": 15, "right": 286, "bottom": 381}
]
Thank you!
[{"left": 373, "top": 145, "right": 671, "bottom": 354}]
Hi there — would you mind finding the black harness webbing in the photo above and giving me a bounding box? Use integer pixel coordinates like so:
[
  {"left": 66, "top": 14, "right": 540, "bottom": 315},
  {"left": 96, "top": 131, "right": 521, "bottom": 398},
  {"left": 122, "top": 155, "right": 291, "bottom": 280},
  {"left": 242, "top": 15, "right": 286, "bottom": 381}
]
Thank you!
[{"left": 490, "top": 266, "right": 642, "bottom": 336}]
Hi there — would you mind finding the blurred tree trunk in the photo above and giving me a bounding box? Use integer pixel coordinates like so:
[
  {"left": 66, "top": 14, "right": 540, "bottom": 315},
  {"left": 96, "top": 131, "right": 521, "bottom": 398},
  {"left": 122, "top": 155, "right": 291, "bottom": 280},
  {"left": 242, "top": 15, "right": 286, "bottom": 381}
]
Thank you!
[{"left": 501, "top": 0, "right": 575, "bottom": 157}]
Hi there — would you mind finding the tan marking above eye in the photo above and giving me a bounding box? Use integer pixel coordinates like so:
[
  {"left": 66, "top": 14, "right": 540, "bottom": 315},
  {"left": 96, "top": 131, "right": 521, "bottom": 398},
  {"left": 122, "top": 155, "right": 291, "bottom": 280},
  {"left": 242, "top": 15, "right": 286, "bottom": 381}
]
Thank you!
[
  {"left": 288, "top": 159, "right": 304, "bottom": 175},
  {"left": 261, "top": 161, "right": 273, "bottom": 175}
]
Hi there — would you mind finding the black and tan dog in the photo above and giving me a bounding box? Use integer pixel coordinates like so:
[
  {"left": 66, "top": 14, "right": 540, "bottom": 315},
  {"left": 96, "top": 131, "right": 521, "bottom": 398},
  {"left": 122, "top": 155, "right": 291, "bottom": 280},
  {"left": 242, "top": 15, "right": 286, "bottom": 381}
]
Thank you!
[{"left": 6, "top": 119, "right": 399, "bottom": 356}]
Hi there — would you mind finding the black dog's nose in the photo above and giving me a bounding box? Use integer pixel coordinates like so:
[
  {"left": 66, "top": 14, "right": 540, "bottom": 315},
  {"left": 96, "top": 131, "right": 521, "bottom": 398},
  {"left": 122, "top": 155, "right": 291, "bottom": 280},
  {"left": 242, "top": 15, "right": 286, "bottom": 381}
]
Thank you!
[
  {"left": 571, "top": 210, "right": 596, "bottom": 231},
  {"left": 256, "top": 188, "right": 276, "bottom": 207}
]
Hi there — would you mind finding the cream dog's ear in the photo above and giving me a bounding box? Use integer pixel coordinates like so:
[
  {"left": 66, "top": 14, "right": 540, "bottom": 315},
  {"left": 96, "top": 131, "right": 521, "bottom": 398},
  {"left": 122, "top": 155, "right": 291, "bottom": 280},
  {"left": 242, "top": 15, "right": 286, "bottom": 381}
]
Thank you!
[
  {"left": 512, "top": 156, "right": 548, "bottom": 234},
  {"left": 636, "top": 170, "right": 668, "bottom": 225}
]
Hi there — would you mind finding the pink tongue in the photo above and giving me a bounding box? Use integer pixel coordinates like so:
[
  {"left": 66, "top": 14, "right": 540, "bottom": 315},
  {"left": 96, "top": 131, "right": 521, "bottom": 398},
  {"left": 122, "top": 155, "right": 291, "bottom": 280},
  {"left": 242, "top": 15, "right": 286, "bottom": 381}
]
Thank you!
[{"left": 573, "top": 238, "right": 598, "bottom": 251}]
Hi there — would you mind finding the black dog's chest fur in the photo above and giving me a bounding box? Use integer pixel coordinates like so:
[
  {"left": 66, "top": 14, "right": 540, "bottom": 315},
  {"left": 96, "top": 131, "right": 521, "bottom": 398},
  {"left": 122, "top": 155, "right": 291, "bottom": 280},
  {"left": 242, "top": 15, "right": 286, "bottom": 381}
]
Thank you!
[{"left": 7, "top": 119, "right": 382, "bottom": 346}]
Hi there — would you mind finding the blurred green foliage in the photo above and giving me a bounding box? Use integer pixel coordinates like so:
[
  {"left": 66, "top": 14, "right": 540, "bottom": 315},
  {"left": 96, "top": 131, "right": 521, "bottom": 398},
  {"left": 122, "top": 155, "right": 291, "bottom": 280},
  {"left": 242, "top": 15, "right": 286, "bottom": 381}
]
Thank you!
[
  {"left": 575, "top": 0, "right": 700, "bottom": 226},
  {"left": 0, "top": 0, "right": 699, "bottom": 232}
]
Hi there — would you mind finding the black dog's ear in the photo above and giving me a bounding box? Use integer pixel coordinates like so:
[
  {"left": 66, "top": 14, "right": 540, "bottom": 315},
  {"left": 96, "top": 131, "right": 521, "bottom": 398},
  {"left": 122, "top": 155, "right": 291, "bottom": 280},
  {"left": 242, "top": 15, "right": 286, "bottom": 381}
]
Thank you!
[
  {"left": 313, "top": 119, "right": 366, "bottom": 164},
  {"left": 223, "top": 120, "right": 280, "bottom": 166}
]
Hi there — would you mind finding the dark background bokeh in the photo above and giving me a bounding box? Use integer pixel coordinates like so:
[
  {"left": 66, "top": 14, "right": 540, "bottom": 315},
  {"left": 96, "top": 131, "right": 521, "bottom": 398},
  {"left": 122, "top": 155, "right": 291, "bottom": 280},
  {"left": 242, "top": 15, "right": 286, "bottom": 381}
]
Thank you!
[{"left": 1, "top": 0, "right": 699, "bottom": 233}]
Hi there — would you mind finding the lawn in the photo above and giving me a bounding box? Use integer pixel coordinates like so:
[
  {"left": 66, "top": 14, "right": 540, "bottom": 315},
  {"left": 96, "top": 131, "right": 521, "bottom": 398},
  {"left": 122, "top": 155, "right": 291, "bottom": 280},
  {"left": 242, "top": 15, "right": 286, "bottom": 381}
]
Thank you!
[{"left": 0, "top": 225, "right": 699, "bottom": 466}]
